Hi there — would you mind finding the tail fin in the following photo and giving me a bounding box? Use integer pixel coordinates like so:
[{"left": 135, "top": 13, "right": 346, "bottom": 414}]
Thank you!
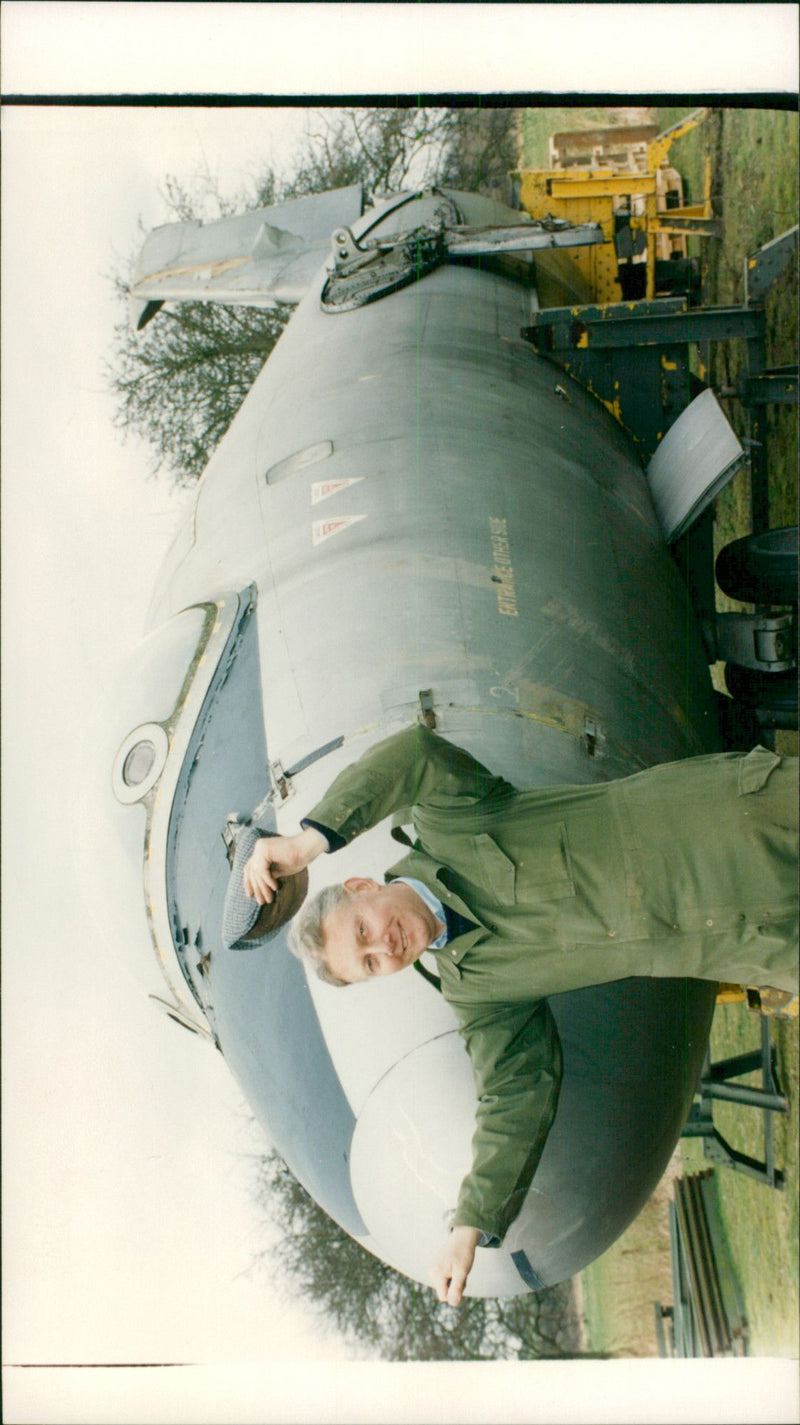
[{"left": 129, "top": 185, "right": 363, "bottom": 328}]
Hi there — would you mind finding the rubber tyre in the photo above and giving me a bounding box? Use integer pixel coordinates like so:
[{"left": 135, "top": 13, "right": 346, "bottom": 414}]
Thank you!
[
  {"left": 725, "top": 662, "right": 798, "bottom": 714},
  {"left": 716, "top": 526, "right": 798, "bottom": 606}
]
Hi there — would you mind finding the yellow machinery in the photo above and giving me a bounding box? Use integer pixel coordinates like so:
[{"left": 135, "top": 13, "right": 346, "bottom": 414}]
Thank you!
[
  {"left": 514, "top": 108, "right": 714, "bottom": 304},
  {"left": 716, "top": 983, "right": 798, "bottom": 1019}
]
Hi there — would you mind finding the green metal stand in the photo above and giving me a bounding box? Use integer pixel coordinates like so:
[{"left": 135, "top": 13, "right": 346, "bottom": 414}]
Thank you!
[{"left": 682, "top": 1016, "right": 787, "bottom": 1189}]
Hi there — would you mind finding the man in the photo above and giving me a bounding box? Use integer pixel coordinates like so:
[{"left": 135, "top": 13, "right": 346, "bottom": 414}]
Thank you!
[{"left": 241, "top": 725, "right": 799, "bottom": 1304}]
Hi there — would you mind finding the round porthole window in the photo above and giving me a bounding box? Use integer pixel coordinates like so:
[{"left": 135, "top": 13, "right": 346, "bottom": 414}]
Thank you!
[
  {"left": 123, "top": 740, "right": 156, "bottom": 786},
  {"left": 112, "top": 723, "right": 169, "bottom": 804}
]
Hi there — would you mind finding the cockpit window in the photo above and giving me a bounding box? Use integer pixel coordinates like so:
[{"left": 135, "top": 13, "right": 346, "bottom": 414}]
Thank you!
[
  {"left": 163, "top": 601, "right": 366, "bottom": 1238},
  {"left": 165, "top": 601, "right": 274, "bottom": 1004}
]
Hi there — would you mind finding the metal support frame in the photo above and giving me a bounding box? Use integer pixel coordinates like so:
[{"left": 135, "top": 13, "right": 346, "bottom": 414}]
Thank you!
[
  {"left": 737, "top": 368, "right": 798, "bottom": 407},
  {"left": 682, "top": 1016, "right": 787, "bottom": 1188},
  {"left": 552, "top": 305, "right": 764, "bottom": 349},
  {"left": 519, "top": 226, "right": 798, "bottom": 511},
  {"left": 520, "top": 297, "right": 770, "bottom": 467},
  {"left": 520, "top": 227, "right": 798, "bottom": 740}
]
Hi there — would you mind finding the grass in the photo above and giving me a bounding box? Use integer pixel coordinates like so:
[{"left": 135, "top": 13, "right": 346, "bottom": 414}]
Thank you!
[
  {"left": 709, "top": 109, "right": 799, "bottom": 545},
  {"left": 581, "top": 1165, "right": 680, "bottom": 1358},
  {"left": 520, "top": 104, "right": 799, "bottom": 1358}
]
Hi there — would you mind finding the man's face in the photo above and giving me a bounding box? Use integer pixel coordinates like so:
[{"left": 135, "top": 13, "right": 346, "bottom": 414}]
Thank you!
[{"left": 322, "top": 878, "right": 443, "bottom": 984}]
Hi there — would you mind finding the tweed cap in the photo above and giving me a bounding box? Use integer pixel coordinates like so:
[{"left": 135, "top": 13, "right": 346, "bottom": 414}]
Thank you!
[{"left": 222, "top": 822, "right": 309, "bottom": 951}]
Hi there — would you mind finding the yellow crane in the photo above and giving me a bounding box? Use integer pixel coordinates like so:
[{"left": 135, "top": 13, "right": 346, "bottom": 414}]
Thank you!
[{"left": 514, "top": 108, "right": 715, "bottom": 304}]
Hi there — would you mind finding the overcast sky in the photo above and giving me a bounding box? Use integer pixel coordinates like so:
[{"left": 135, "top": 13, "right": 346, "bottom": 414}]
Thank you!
[
  {"left": 2, "top": 98, "right": 355, "bottom": 1374},
  {"left": 2, "top": 5, "right": 799, "bottom": 1425}
]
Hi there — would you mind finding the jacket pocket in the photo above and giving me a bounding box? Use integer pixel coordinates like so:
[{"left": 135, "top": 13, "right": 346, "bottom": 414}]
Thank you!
[
  {"left": 514, "top": 822, "right": 576, "bottom": 902},
  {"left": 470, "top": 825, "right": 575, "bottom": 905},
  {"left": 470, "top": 833, "right": 517, "bottom": 905},
  {"left": 738, "top": 745, "right": 782, "bottom": 795}
]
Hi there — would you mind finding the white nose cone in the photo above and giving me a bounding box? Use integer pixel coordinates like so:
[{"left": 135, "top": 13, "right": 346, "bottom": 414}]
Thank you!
[{"left": 349, "top": 1033, "right": 529, "bottom": 1296}]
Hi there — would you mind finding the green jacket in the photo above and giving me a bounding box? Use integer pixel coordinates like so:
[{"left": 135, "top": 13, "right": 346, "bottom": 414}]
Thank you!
[{"left": 307, "top": 725, "right": 798, "bottom": 1241}]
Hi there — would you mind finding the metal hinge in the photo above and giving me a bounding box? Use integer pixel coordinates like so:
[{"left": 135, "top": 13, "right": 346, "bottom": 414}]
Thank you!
[
  {"left": 707, "top": 612, "right": 796, "bottom": 672},
  {"left": 269, "top": 736, "right": 347, "bottom": 802},
  {"left": 270, "top": 758, "right": 294, "bottom": 802},
  {"left": 583, "top": 714, "right": 607, "bottom": 758},
  {"left": 418, "top": 689, "right": 437, "bottom": 729}
]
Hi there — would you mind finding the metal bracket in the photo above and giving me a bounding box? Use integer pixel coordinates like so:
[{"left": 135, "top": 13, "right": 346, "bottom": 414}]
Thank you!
[
  {"left": 583, "top": 714, "right": 606, "bottom": 758},
  {"left": 744, "top": 225, "right": 799, "bottom": 305},
  {"left": 418, "top": 688, "right": 437, "bottom": 729},
  {"left": 736, "top": 367, "right": 798, "bottom": 407},
  {"left": 329, "top": 225, "right": 383, "bottom": 274},
  {"left": 705, "top": 611, "right": 797, "bottom": 672},
  {"left": 270, "top": 758, "right": 294, "bottom": 802},
  {"left": 269, "top": 736, "right": 347, "bottom": 802}
]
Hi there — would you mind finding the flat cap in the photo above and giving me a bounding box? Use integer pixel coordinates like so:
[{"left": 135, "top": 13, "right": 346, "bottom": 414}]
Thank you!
[{"left": 222, "top": 823, "right": 309, "bottom": 951}]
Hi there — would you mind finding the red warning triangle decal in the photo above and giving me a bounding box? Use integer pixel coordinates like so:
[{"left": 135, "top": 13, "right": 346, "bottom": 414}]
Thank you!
[
  {"left": 311, "top": 477, "right": 364, "bottom": 505},
  {"left": 312, "top": 514, "right": 367, "bottom": 546}
]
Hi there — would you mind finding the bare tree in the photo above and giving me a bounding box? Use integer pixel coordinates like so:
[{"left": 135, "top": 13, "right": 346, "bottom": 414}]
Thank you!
[
  {"left": 107, "top": 277, "right": 289, "bottom": 486},
  {"left": 249, "top": 1149, "right": 590, "bottom": 1362},
  {"left": 284, "top": 106, "right": 519, "bottom": 203},
  {"left": 282, "top": 107, "right": 454, "bottom": 199},
  {"left": 440, "top": 107, "right": 520, "bottom": 202}
]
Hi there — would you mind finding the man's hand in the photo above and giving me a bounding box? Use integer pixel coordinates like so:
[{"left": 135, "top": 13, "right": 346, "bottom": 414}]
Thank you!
[
  {"left": 432, "top": 1225, "right": 482, "bottom": 1306},
  {"left": 242, "top": 827, "right": 328, "bottom": 904}
]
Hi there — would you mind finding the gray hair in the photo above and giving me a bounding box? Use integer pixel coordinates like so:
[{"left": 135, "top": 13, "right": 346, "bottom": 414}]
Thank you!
[{"left": 288, "top": 882, "right": 352, "bottom": 987}]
